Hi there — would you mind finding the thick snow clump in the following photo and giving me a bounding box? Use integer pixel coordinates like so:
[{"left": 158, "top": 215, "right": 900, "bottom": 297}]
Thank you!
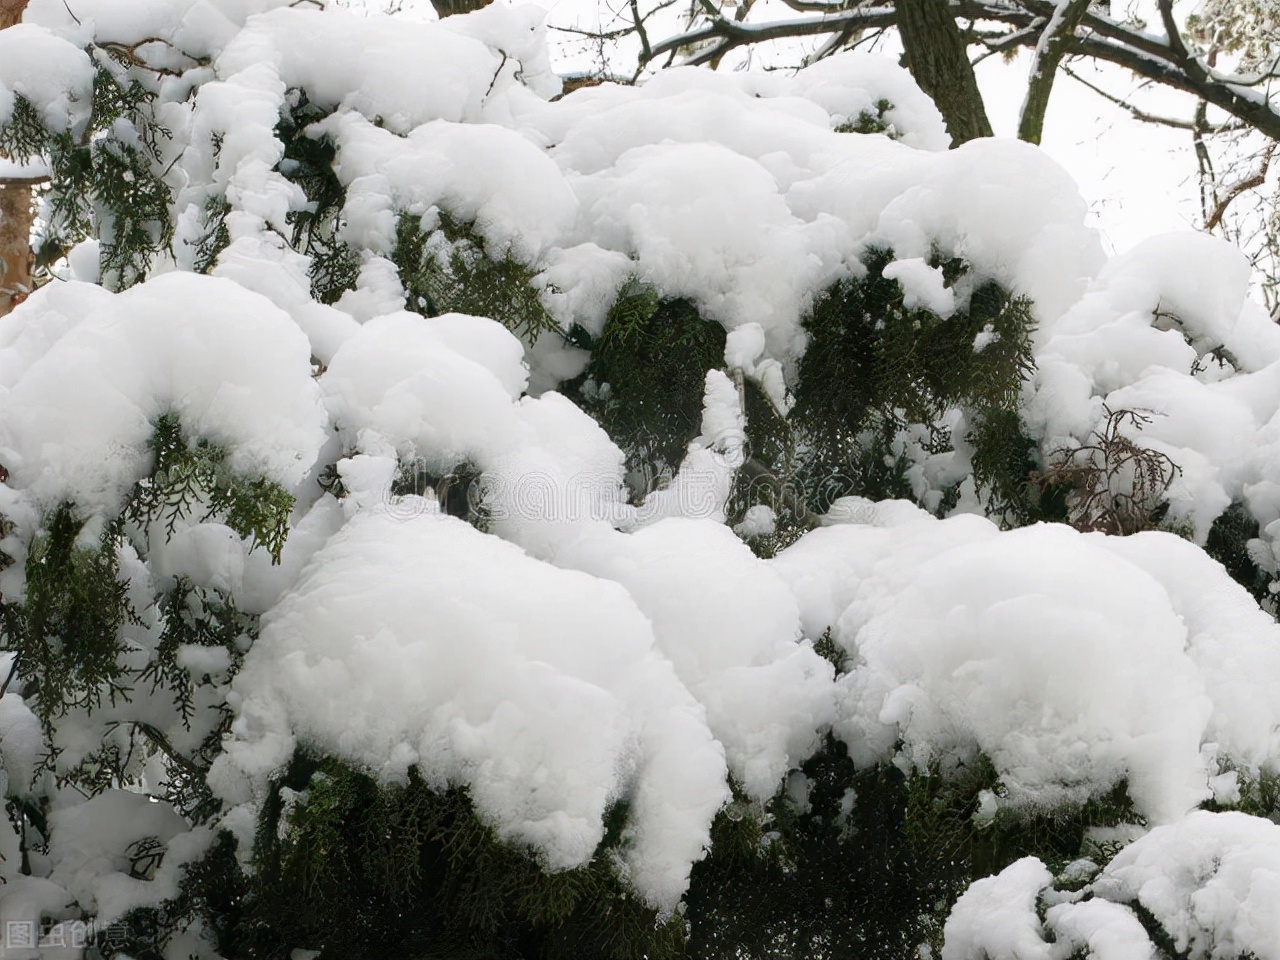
[{"left": 4, "top": 0, "right": 1280, "bottom": 937}]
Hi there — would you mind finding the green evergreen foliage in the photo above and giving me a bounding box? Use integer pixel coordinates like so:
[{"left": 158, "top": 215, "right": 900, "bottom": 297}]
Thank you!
[
  {"left": 89, "top": 119, "right": 174, "bottom": 291},
  {"left": 0, "top": 410, "right": 295, "bottom": 950},
  {"left": 568, "top": 280, "right": 727, "bottom": 480},
  {"left": 391, "top": 458, "right": 490, "bottom": 528},
  {"left": 559, "top": 251, "right": 1040, "bottom": 543},
  {"left": 834, "top": 98, "right": 897, "bottom": 136},
  {"left": 6, "top": 505, "right": 131, "bottom": 732},
  {"left": 1204, "top": 501, "right": 1273, "bottom": 604},
  {"left": 781, "top": 248, "right": 1037, "bottom": 523},
  {"left": 1200, "top": 761, "right": 1280, "bottom": 823},
  {"left": 0, "top": 414, "right": 288, "bottom": 796},
  {"left": 192, "top": 192, "right": 232, "bottom": 276},
  {"left": 686, "top": 740, "right": 965, "bottom": 960},
  {"left": 392, "top": 210, "right": 560, "bottom": 342},
  {"left": 127, "top": 413, "right": 294, "bottom": 563},
  {"left": 7, "top": 34, "right": 1272, "bottom": 959},
  {"left": 0, "top": 94, "right": 46, "bottom": 166},
  {"left": 904, "top": 757, "right": 1140, "bottom": 883},
  {"left": 277, "top": 90, "right": 361, "bottom": 305},
  {"left": 967, "top": 406, "right": 1042, "bottom": 523},
  {"left": 726, "top": 381, "right": 812, "bottom": 558},
  {"left": 144, "top": 577, "right": 250, "bottom": 785},
  {"left": 106, "top": 830, "right": 251, "bottom": 960},
  {"left": 0, "top": 60, "right": 176, "bottom": 291},
  {"left": 212, "top": 752, "right": 685, "bottom": 960}
]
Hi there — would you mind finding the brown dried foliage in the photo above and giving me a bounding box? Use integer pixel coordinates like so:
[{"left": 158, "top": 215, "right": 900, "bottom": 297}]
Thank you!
[{"left": 1035, "top": 407, "right": 1181, "bottom": 536}]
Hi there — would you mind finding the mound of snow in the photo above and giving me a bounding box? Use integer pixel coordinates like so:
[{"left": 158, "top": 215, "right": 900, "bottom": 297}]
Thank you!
[
  {"left": 945, "top": 810, "right": 1280, "bottom": 960},
  {"left": 0, "top": 274, "right": 327, "bottom": 519},
  {"left": 772, "top": 504, "right": 1280, "bottom": 823},
  {"left": 211, "top": 504, "right": 730, "bottom": 911}
]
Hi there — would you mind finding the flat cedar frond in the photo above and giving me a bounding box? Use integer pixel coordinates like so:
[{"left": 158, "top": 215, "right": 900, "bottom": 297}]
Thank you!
[
  {"left": 782, "top": 248, "right": 1038, "bottom": 526},
  {"left": 238, "top": 754, "right": 682, "bottom": 960},
  {"left": 276, "top": 90, "right": 361, "bottom": 304},
  {"left": 16, "top": 506, "right": 131, "bottom": 728},
  {"left": 126, "top": 413, "right": 294, "bottom": 562},
  {"left": 393, "top": 210, "right": 560, "bottom": 342},
  {"left": 571, "top": 280, "right": 726, "bottom": 480}
]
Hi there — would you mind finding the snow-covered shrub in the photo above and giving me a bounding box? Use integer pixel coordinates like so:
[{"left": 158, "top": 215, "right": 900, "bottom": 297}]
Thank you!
[
  {"left": 4, "top": 2, "right": 1280, "bottom": 958},
  {"left": 943, "top": 811, "right": 1280, "bottom": 960}
]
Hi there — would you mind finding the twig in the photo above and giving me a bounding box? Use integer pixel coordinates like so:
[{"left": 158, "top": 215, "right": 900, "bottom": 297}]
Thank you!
[
  {"left": 1062, "top": 64, "right": 1237, "bottom": 130},
  {"left": 644, "top": 6, "right": 895, "bottom": 65},
  {"left": 1205, "top": 143, "right": 1276, "bottom": 230},
  {"left": 97, "top": 36, "right": 212, "bottom": 76},
  {"left": 0, "top": 656, "right": 20, "bottom": 700},
  {"left": 485, "top": 50, "right": 510, "bottom": 98},
  {"left": 549, "top": 23, "right": 639, "bottom": 41},
  {"left": 134, "top": 721, "right": 207, "bottom": 778}
]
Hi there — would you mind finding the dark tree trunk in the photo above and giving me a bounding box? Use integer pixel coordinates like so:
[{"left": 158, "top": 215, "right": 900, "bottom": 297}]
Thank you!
[
  {"left": 0, "top": 0, "right": 32, "bottom": 318},
  {"left": 897, "top": 0, "right": 993, "bottom": 147}
]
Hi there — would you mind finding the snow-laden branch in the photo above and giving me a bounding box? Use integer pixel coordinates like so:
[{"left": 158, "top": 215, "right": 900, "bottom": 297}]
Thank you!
[
  {"left": 1062, "top": 64, "right": 1242, "bottom": 131},
  {"left": 1069, "top": 34, "right": 1280, "bottom": 140},
  {"left": 1017, "top": 0, "right": 1091, "bottom": 144},
  {"left": 640, "top": 0, "right": 1280, "bottom": 142},
  {"left": 644, "top": 5, "right": 896, "bottom": 65}
]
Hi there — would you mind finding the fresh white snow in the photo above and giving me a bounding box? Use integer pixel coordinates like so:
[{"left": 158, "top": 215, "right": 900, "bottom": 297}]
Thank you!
[{"left": 0, "top": 0, "right": 1279, "bottom": 949}]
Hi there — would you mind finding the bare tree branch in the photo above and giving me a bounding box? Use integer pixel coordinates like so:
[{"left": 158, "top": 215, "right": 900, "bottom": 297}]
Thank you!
[
  {"left": 97, "top": 36, "right": 211, "bottom": 76},
  {"left": 1193, "top": 100, "right": 1218, "bottom": 224},
  {"left": 643, "top": 6, "right": 895, "bottom": 65},
  {"left": 133, "top": 722, "right": 209, "bottom": 778},
  {"left": 966, "top": 5, "right": 1280, "bottom": 142},
  {"left": 1205, "top": 142, "right": 1276, "bottom": 230},
  {"left": 1065, "top": 33, "right": 1280, "bottom": 141},
  {"left": 631, "top": 0, "right": 653, "bottom": 62},
  {"left": 1157, "top": 0, "right": 1194, "bottom": 66},
  {"left": 638, "top": 0, "right": 1280, "bottom": 141},
  {"left": 550, "top": 22, "right": 640, "bottom": 41},
  {"left": 1018, "top": 0, "right": 1092, "bottom": 144},
  {"left": 1062, "top": 64, "right": 1241, "bottom": 131},
  {"left": 972, "top": 23, "right": 1043, "bottom": 64},
  {"left": 774, "top": 0, "right": 853, "bottom": 14}
]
